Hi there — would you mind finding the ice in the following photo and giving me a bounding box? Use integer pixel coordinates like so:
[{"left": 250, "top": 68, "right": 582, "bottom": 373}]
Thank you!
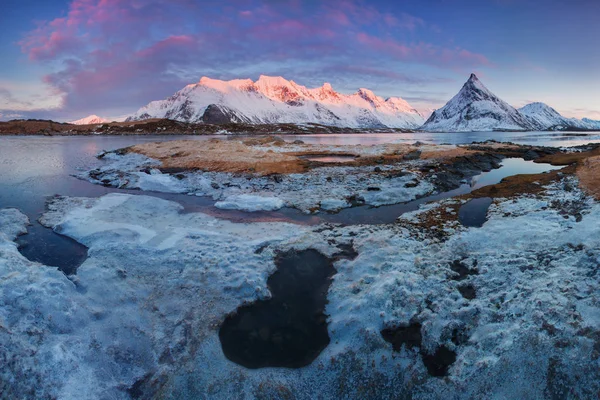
[
  {"left": 319, "top": 198, "right": 351, "bottom": 211},
  {"left": 2, "top": 176, "right": 600, "bottom": 398},
  {"left": 83, "top": 152, "right": 434, "bottom": 213},
  {"left": 0, "top": 208, "right": 29, "bottom": 239},
  {"left": 215, "top": 194, "right": 285, "bottom": 212}
]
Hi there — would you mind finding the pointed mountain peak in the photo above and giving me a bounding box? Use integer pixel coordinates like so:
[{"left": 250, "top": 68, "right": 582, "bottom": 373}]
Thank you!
[
  {"left": 256, "top": 75, "right": 292, "bottom": 87},
  {"left": 357, "top": 88, "right": 376, "bottom": 98},
  {"left": 421, "top": 73, "right": 535, "bottom": 132},
  {"left": 322, "top": 82, "right": 333, "bottom": 91},
  {"left": 519, "top": 102, "right": 558, "bottom": 112}
]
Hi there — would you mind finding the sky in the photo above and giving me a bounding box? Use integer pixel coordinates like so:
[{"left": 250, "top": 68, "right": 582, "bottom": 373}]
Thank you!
[{"left": 0, "top": 0, "right": 599, "bottom": 122}]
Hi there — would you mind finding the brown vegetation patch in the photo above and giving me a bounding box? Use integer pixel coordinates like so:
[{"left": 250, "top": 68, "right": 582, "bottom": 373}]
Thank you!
[
  {"left": 130, "top": 138, "right": 308, "bottom": 175},
  {"left": 537, "top": 146, "right": 600, "bottom": 166},
  {"left": 471, "top": 166, "right": 572, "bottom": 199},
  {"left": 398, "top": 198, "right": 466, "bottom": 241},
  {"left": 577, "top": 156, "right": 600, "bottom": 200},
  {"left": 420, "top": 146, "right": 480, "bottom": 160},
  {"left": 130, "top": 139, "right": 478, "bottom": 174}
]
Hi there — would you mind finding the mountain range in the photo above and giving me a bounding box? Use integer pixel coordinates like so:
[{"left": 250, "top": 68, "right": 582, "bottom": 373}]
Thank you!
[
  {"left": 126, "top": 75, "right": 425, "bottom": 129},
  {"left": 71, "top": 74, "right": 599, "bottom": 132}
]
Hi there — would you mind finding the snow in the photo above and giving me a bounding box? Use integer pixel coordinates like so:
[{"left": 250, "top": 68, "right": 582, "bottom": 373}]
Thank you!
[
  {"left": 83, "top": 151, "right": 434, "bottom": 213},
  {"left": 0, "top": 207, "right": 29, "bottom": 239},
  {"left": 214, "top": 194, "right": 285, "bottom": 212},
  {"left": 3, "top": 173, "right": 600, "bottom": 397},
  {"left": 421, "top": 74, "right": 536, "bottom": 132},
  {"left": 421, "top": 75, "right": 600, "bottom": 133},
  {"left": 520, "top": 102, "right": 600, "bottom": 130},
  {"left": 127, "top": 75, "right": 424, "bottom": 129},
  {"left": 69, "top": 115, "right": 108, "bottom": 125},
  {"left": 319, "top": 198, "right": 351, "bottom": 212}
]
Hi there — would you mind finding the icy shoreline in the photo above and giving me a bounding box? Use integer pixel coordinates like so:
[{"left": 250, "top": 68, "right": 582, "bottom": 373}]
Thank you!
[
  {"left": 81, "top": 150, "right": 436, "bottom": 213},
  {"left": 2, "top": 171, "right": 600, "bottom": 398}
]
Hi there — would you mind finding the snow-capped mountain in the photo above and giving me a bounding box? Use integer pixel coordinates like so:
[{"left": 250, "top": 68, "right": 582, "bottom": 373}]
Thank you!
[
  {"left": 582, "top": 118, "right": 600, "bottom": 130},
  {"left": 70, "top": 115, "right": 108, "bottom": 125},
  {"left": 519, "top": 102, "right": 600, "bottom": 131},
  {"left": 421, "top": 74, "right": 536, "bottom": 132},
  {"left": 127, "top": 75, "right": 424, "bottom": 129}
]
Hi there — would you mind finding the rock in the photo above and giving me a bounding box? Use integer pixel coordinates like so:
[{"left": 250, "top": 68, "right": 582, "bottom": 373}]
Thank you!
[
  {"left": 523, "top": 150, "right": 540, "bottom": 160},
  {"left": 403, "top": 150, "right": 422, "bottom": 160}
]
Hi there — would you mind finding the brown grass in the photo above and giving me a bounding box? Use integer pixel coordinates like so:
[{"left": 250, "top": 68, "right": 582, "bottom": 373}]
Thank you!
[
  {"left": 471, "top": 166, "right": 573, "bottom": 199},
  {"left": 576, "top": 156, "right": 600, "bottom": 200},
  {"left": 129, "top": 139, "right": 488, "bottom": 175},
  {"left": 536, "top": 146, "right": 600, "bottom": 165},
  {"left": 130, "top": 138, "right": 308, "bottom": 175}
]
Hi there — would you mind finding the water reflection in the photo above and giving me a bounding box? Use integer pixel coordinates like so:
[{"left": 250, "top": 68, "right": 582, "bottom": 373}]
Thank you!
[{"left": 0, "top": 135, "right": 578, "bottom": 272}]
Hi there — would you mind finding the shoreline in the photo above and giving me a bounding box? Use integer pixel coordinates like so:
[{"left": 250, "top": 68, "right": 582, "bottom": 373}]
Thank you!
[{"left": 2, "top": 118, "right": 600, "bottom": 136}]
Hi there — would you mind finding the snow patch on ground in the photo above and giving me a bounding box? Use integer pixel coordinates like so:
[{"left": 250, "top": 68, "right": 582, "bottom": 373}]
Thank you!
[{"left": 215, "top": 194, "right": 285, "bottom": 212}]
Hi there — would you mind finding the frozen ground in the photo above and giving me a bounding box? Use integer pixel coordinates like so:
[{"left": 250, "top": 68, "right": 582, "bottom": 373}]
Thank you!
[
  {"left": 2, "top": 175, "right": 600, "bottom": 398},
  {"left": 81, "top": 151, "right": 434, "bottom": 213}
]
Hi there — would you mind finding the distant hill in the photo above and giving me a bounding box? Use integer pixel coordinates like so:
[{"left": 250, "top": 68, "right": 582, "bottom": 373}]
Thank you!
[{"left": 70, "top": 115, "right": 108, "bottom": 125}]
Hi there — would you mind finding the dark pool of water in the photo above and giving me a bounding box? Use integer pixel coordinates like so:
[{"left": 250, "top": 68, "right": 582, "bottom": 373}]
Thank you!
[
  {"left": 16, "top": 226, "right": 88, "bottom": 276},
  {"left": 218, "top": 249, "right": 336, "bottom": 368},
  {"left": 458, "top": 198, "right": 494, "bottom": 228}
]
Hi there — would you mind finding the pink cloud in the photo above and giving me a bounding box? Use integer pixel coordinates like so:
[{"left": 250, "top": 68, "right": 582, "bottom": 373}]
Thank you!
[
  {"left": 356, "top": 32, "right": 490, "bottom": 67},
  {"left": 19, "top": 0, "right": 492, "bottom": 117}
]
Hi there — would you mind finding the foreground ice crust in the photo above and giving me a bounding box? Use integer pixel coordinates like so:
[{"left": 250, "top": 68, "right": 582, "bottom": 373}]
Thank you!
[
  {"left": 81, "top": 152, "right": 434, "bottom": 213},
  {"left": 1, "top": 178, "right": 600, "bottom": 398}
]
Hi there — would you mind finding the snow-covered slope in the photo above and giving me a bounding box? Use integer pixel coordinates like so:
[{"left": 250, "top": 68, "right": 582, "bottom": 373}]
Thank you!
[
  {"left": 70, "top": 115, "right": 108, "bottom": 125},
  {"left": 421, "top": 74, "right": 536, "bottom": 132},
  {"left": 519, "top": 102, "right": 600, "bottom": 130},
  {"left": 127, "top": 75, "right": 425, "bottom": 129},
  {"left": 581, "top": 118, "right": 600, "bottom": 130}
]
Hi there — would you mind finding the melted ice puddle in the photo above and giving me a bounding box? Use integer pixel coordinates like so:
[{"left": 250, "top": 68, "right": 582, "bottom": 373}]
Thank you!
[{"left": 303, "top": 155, "right": 356, "bottom": 163}]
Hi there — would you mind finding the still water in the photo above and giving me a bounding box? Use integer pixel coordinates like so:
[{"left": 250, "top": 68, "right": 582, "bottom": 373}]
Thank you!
[{"left": 0, "top": 133, "right": 574, "bottom": 272}]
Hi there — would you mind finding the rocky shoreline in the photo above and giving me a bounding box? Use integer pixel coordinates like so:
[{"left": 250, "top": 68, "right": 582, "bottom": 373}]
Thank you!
[{"left": 0, "top": 119, "right": 415, "bottom": 136}]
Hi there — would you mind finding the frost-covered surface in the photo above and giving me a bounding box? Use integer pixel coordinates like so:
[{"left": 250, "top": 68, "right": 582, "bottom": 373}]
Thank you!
[
  {"left": 3, "top": 177, "right": 600, "bottom": 398},
  {"left": 0, "top": 208, "right": 29, "bottom": 239},
  {"left": 215, "top": 194, "right": 285, "bottom": 212},
  {"left": 127, "top": 75, "right": 424, "bottom": 129},
  {"left": 422, "top": 74, "right": 536, "bottom": 132},
  {"left": 81, "top": 151, "right": 435, "bottom": 213},
  {"left": 2, "top": 194, "right": 308, "bottom": 399}
]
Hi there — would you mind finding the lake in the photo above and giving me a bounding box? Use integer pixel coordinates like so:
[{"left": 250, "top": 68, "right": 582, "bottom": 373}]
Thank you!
[{"left": 0, "top": 132, "right": 584, "bottom": 272}]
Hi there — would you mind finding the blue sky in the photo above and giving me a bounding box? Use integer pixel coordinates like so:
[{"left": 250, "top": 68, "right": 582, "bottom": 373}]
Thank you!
[{"left": 1, "top": 0, "right": 599, "bottom": 121}]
